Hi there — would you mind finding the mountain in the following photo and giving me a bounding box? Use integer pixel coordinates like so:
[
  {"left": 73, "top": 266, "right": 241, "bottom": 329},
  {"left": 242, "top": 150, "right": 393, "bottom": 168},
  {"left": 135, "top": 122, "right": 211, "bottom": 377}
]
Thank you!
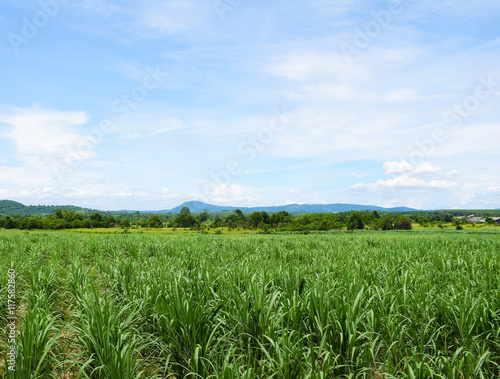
[
  {"left": 163, "top": 201, "right": 418, "bottom": 214},
  {"left": 0, "top": 199, "right": 418, "bottom": 217},
  {"left": 0, "top": 200, "right": 96, "bottom": 216}
]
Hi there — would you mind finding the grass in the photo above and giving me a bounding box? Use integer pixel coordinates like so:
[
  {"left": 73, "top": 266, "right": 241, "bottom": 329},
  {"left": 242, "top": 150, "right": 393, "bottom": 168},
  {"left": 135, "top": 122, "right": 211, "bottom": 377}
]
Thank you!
[
  {"left": 0, "top": 227, "right": 253, "bottom": 235},
  {"left": 0, "top": 231, "right": 499, "bottom": 377}
]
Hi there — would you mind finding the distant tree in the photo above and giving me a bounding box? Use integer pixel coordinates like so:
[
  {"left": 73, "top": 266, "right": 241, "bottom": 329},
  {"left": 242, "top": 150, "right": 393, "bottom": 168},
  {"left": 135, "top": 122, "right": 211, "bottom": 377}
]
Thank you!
[
  {"left": 26, "top": 218, "right": 41, "bottom": 230},
  {"left": 261, "top": 212, "right": 271, "bottom": 225},
  {"left": 180, "top": 207, "right": 191, "bottom": 215},
  {"left": 298, "top": 215, "right": 311, "bottom": 226},
  {"left": 347, "top": 212, "right": 365, "bottom": 230},
  {"left": 175, "top": 211, "right": 199, "bottom": 228},
  {"left": 90, "top": 213, "right": 103, "bottom": 222},
  {"left": 247, "top": 212, "right": 271, "bottom": 228},
  {"left": 270, "top": 211, "right": 292, "bottom": 227},
  {"left": 89, "top": 213, "right": 103, "bottom": 228},
  {"left": 380, "top": 217, "right": 393, "bottom": 231},
  {"left": 212, "top": 215, "right": 223, "bottom": 227},
  {"left": 319, "top": 219, "right": 330, "bottom": 231},
  {"left": 332, "top": 221, "right": 343, "bottom": 230},
  {"left": 372, "top": 210, "right": 380, "bottom": 219},
  {"left": 55, "top": 209, "right": 64, "bottom": 219},
  {"left": 395, "top": 216, "right": 412, "bottom": 230},
  {"left": 444, "top": 214, "right": 454, "bottom": 222},
  {"left": 485, "top": 217, "right": 496, "bottom": 225},
  {"left": 107, "top": 216, "right": 116, "bottom": 227},
  {"left": 198, "top": 209, "right": 210, "bottom": 222},
  {"left": 417, "top": 216, "right": 429, "bottom": 225},
  {"left": 249, "top": 212, "right": 263, "bottom": 228},
  {"left": 148, "top": 214, "right": 162, "bottom": 228},
  {"left": 4, "top": 216, "right": 15, "bottom": 229}
]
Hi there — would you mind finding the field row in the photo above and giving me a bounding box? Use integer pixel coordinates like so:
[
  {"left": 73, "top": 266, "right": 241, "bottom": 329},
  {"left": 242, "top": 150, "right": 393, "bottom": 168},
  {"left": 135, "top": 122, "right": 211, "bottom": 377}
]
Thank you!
[{"left": 1, "top": 232, "right": 499, "bottom": 378}]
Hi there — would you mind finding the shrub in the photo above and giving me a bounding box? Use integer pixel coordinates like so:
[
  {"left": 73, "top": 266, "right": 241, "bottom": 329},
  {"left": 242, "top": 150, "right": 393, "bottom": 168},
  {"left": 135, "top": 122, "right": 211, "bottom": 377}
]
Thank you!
[{"left": 395, "top": 216, "right": 412, "bottom": 230}]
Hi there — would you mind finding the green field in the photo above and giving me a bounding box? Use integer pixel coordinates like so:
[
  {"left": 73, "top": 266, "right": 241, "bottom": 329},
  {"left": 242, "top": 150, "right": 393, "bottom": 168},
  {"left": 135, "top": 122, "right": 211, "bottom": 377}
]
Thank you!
[{"left": 1, "top": 231, "right": 499, "bottom": 378}]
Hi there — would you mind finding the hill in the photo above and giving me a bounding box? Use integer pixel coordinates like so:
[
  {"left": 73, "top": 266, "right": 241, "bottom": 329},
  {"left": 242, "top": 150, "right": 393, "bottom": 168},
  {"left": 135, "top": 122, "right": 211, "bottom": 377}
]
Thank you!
[
  {"left": 165, "top": 201, "right": 418, "bottom": 214},
  {"left": 0, "top": 200, "right": 96, "bottom": 216}
]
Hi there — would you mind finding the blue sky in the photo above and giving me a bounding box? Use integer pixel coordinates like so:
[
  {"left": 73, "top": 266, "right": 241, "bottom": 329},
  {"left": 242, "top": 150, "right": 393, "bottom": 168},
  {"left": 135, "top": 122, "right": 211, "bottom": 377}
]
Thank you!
[{"left": 0, "top": 0, "right": 499, "bottom": 210}]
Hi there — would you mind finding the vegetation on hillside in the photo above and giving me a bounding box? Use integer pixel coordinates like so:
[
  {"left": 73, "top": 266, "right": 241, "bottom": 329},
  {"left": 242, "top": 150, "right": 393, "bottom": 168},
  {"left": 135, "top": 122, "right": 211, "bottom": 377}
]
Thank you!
[{"left": 0, "top": 200, "right": 94, "bottom": 217}]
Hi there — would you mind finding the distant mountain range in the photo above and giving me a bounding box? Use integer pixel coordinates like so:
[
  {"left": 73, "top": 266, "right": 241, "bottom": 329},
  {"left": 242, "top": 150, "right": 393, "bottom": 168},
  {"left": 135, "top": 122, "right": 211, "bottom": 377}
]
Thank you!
[
  {"left": 0, "top": 199, "right": 418, "bottom": 216},
  {"left": 162, "top": 201, "right": 418, "bottom": 214}
]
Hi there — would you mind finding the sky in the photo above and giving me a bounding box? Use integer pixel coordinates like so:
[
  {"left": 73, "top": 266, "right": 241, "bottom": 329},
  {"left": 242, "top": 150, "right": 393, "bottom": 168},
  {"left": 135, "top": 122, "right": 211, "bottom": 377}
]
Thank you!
[{"left": 0, "top": 0, "right": 499, "bottom": 211}]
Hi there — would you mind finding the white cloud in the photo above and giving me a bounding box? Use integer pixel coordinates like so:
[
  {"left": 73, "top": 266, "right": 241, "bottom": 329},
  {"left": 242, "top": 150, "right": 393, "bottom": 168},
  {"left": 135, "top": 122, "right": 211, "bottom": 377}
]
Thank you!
[
  {"left": 73, "top": 0, "right": 126, "bottom": 16},
  {"left": 121, "top": 132, "right": 142, "bottom": 139},
  {"left": 160, "top": 188, "right": 184, "bottom": 198},
  {"left": 281, "top": 84, "right": 372, "bottom": 101},
  {"left": 414, "top": 161, "right": 442, "bottom": 174},
  {"left": 308, "top": 0, "right": 356, "bottom": 14},
  {"left": 264, "top": 108, "right": 407, "bottom": 160},
  {"left": 353, "top": 161, "right": 457, "bottom": 192},
  {"left": 0, "top": 166, "right": 48, "bottom": 187},
  {"left": 18, "top": 187, "right": 56, "bottom": 197},
  {"left": 350, "top": 175, "right": 457, "bottom": 190},
  {"left": 0, "top": 105, "right": 91, "bottom": 170},
  {"left": 116, "top": 113, "right": 186, "bottom": 138},
  {"left": 383, "top": 161, "right": 442, "bottom": 175},
  {"left": 0, "top": 185, "right": 198, "bottom": 208},
  {"left": 67, "top": 0, "right": 214, "bottom": 41},
  {"left": 381, "top": 89, "right": 420, "bottom": 102},
  {"left": 381, "top": 89, "right": 454, "bottom": 102},
  {"left": 432, "top": 123, "right": 500, "bottom": 158},
  {"left": 149, "top": 119, "right": 185, "bottom": 135},
  {"left": 348, "top": 171, "right": 368, "bottom": 178},
  {"left": 267, "top": 51, "right": 367, "bottom": 81},
  {"left": 139, "top": 0, "right": 205, "bottom": 34},
  {"left": 383, "top": 161, "right": 414, "bottom": 174},
  {"left": 240, "top": 195, "right": 265, "bottom": 204},
  {"left": 211, "top": 184, "right": 242, "bottom": 198},
  {"left": 285, "top": 200, "right": 307, "bottom": 205},
  {"left": 202, "top": 184, "right": 266, "bottom": 205},
  {"left": 288, "top": 188, "right": 301, "bottom": 194}
]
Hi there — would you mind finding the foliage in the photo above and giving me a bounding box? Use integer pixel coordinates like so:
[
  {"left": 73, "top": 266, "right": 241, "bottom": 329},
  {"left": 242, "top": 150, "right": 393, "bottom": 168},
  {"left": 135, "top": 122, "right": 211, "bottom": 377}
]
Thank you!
[
  {"left": 395, "top": 215, "right": 412, "bottom": 230},
  {"left": 147, "top": 214, "right": 162, "bottom": 228},
  {"left": 3, "top": 204, "right": 500, "bottom": 233},
  {"left": 346, "top": 211, "right": 365, "bottom": 230},
  {"left": 0, "top": 232, "right": 499, "bottom": 377},
  {"left": 0, "top": 199, "right": 95, "bottom": 217},
  {"left": 174, "top": 207, "right": 199, "bottom": 228}
]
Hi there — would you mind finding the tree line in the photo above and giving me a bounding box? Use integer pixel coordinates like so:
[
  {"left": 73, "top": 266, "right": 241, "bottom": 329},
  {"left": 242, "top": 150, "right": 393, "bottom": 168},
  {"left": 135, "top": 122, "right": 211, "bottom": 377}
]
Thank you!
[
  {"left": 1, "top": 206, "right": 498, "bottom": 232},
  {"left": 0, "top": 207, "right": 406, "bottom": 231}
]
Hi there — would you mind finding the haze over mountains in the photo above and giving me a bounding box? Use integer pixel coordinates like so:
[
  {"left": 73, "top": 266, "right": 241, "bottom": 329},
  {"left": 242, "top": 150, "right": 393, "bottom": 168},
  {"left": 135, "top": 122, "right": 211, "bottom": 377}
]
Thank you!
[{"left": 164, "top": 201, "right": 418, "bottom": 214}]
